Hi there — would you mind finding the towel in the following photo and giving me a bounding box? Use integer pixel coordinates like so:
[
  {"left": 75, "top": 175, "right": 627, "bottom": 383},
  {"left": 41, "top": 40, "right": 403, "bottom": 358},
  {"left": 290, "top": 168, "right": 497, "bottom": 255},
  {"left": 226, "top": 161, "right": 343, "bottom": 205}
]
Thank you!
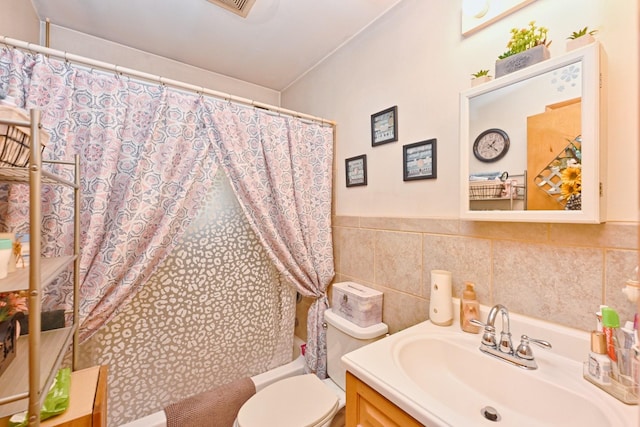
[{"left": 164, "top": 377, "right": 256, "bottom": 427}]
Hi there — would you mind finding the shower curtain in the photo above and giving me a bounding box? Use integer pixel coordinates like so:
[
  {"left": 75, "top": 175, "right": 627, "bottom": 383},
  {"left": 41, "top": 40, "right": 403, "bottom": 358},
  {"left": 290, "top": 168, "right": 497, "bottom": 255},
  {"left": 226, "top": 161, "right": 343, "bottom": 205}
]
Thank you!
[
  {"left": 78, "top": 169, "right": 296, "bottom": 426},
  {"left": 0, "top": 46, "right": 334, "bottom": 377}
]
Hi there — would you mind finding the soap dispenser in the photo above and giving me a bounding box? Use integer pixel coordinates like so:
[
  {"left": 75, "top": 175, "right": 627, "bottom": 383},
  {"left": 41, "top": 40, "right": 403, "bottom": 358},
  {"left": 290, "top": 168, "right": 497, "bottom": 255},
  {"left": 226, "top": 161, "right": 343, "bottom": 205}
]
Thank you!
[{"left": 460, "top": 282, "right": 480, "bottom": 333}]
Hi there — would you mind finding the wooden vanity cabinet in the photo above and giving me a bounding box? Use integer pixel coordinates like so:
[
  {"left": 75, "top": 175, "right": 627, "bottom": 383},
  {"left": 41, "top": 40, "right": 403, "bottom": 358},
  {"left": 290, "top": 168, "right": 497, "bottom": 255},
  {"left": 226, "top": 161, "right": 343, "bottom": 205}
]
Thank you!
[{"left": 346, "top": 371, "right": 423, "bottom": 427}]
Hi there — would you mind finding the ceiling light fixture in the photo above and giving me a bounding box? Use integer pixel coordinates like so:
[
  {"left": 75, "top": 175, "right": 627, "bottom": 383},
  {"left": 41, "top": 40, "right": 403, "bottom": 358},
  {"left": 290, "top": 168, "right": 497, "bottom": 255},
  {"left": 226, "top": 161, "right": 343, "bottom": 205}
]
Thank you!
[{"left": 206, "top": 0, "right": 257, "bottom": 18}]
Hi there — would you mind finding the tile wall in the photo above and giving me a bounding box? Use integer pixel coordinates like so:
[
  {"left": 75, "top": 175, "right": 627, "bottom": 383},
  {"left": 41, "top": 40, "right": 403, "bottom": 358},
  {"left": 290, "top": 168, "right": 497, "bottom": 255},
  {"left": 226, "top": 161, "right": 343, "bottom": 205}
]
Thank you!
[{"left": 296, "top": 217, "right": 639, "bottom": 340}]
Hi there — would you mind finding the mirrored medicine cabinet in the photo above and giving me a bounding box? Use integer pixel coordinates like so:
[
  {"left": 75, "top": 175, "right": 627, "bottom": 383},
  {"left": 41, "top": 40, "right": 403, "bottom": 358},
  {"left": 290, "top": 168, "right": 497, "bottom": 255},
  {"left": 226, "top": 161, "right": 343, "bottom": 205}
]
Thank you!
[{"left": 459, "top": 42, "right": 605, "bottom": 223}]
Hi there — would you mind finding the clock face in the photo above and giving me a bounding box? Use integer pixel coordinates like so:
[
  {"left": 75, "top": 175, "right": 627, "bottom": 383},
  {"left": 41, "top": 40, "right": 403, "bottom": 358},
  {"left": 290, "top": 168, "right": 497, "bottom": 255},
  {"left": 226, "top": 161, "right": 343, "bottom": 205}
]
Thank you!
[{"left": 473, "top": 128, "right": 510, "bottom": 162}]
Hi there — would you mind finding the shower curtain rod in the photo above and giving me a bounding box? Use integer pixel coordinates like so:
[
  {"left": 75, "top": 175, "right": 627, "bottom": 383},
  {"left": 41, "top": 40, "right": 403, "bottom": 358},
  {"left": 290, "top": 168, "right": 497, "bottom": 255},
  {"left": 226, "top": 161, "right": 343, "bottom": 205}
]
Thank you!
[{"left": 0, "top": 35, "right": 336, "bottom": 126}]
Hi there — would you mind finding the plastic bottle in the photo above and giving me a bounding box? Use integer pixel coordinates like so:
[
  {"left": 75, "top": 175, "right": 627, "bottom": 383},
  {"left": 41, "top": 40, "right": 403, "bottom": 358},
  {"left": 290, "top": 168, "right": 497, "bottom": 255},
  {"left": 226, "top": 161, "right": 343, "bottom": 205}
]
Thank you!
[
  {"left": 460, "top": 282, "right": 480, "bottom": 333},
  {"left": 587, "top": 330, "right": 612, "bottom": 385}
]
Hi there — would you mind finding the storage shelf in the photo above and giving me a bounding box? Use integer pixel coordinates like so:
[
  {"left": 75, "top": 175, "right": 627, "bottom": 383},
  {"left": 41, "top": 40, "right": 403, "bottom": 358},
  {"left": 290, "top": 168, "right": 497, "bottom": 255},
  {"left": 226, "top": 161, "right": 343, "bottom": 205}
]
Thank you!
[
  {"left": 0, "top": 327, "right": 75, "bottom": 417},
  {"left": 0, "top": 166, "right": 78, "bottom": 188},
  {"left": 0, "top": 256, "right": 76, "bottom": 294},
  {"left": 0, "top": 108, "right": 81, "bottom": 426}
]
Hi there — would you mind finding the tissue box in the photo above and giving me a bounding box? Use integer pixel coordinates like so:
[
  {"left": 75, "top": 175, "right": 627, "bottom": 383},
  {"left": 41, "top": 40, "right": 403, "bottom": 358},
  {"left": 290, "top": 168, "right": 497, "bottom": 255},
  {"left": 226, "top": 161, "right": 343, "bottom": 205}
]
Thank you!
[{"left": 331, "top": 282, "right": 383, "bottom": 327}]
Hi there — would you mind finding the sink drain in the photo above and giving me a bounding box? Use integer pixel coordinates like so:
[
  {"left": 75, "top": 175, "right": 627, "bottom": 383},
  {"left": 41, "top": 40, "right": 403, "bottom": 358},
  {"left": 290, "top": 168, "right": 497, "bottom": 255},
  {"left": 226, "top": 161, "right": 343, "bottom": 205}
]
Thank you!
[{"left": 481, "top": 406, "right": 501, "bottom": 422}]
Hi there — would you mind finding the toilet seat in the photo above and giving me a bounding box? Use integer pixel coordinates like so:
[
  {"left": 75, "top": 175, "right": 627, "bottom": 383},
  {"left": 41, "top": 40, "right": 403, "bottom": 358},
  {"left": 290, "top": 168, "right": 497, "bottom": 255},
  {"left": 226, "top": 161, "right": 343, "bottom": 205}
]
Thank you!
[{"left": 236, "top": 374, "right": 339, "bottom": 427}]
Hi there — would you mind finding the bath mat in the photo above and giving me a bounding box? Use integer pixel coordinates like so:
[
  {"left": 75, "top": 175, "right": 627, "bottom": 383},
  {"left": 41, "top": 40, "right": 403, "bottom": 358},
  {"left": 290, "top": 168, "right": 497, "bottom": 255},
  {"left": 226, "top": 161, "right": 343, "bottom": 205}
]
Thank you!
[{"left": 164, "top": 377, "right": 256, "bottom": 427}]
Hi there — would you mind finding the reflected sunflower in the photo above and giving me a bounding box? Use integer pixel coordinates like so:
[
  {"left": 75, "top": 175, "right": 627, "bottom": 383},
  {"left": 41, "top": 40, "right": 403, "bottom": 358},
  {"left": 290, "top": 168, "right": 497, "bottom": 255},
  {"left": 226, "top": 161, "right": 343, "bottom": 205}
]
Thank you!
[{"left": 560, "top": 163, "right": 581, "bottom": 208}]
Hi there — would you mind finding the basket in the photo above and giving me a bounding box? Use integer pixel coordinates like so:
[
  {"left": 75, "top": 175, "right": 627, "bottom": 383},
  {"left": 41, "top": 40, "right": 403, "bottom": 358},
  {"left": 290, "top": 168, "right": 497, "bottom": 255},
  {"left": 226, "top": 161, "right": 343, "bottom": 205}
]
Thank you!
[
  {"left": 0, "top": 105, "right": 49, "bottom": 167},
  {"left": 469, "top": 181, "right": 504, "bottom": 199}
]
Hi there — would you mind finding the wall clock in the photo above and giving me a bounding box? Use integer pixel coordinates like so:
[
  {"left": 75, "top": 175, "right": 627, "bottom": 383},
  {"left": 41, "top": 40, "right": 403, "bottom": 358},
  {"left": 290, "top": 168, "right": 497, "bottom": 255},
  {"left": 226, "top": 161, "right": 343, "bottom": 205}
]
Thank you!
[{"left": 472, "top": 128, "right": 510, "bottom": 162}]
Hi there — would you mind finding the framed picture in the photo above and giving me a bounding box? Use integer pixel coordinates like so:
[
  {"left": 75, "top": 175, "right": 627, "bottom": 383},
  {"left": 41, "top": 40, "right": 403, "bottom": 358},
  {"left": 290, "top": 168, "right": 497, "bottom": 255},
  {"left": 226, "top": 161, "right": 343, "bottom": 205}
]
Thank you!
[
  {"left": 345, "top": 154, "right": 367, "bottom": 187},
  {"left": 371, "top": 106, "right": 398, "bottom": 146},
  {"left": 403, "top": 139, "right": 437, "bottom": 181}
]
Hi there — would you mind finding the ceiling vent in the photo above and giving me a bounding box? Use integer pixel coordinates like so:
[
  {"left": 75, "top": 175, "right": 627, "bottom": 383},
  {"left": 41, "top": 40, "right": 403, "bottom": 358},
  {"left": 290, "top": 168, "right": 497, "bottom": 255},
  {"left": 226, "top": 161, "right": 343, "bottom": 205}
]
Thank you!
[{"left": 207, "top": 0, "right": 257, "bottom": 18}]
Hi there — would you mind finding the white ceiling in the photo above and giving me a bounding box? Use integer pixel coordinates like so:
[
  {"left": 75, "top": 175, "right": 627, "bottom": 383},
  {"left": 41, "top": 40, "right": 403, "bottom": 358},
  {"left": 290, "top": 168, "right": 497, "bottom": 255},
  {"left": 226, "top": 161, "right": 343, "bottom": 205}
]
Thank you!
[{"left": 31, "top": 0, "right": 403, "bottom": 91}]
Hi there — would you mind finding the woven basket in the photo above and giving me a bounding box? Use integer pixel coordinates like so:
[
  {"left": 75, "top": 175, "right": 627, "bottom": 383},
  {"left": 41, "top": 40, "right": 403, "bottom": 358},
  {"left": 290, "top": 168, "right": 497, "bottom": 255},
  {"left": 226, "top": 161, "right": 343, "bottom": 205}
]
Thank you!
[
  {"left": 0, "top": 105, "right": 49, "bottom": 167},
  {"left": 469, "top": 181, "right": 504, "bottom": 199}
]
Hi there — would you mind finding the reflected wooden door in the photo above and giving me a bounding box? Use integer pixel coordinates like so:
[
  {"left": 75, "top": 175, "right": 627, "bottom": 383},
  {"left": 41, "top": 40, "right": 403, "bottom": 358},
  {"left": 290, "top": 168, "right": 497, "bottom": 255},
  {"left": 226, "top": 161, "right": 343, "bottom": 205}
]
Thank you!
[{"left": 526, "top": 98, "right": 582, "bottom": 210}]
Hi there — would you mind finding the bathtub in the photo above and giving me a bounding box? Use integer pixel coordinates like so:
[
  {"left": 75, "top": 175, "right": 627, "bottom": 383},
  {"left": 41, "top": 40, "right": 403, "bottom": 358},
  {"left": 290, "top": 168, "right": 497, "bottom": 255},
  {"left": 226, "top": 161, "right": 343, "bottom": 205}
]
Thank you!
[{"left": 119, "top": 337, "right": 306, "bottom": 427}]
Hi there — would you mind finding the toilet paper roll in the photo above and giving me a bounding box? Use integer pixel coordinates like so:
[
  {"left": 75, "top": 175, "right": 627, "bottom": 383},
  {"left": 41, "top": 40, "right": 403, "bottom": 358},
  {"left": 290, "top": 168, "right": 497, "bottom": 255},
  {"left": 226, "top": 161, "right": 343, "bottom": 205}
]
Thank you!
[{"left": 429, "top": 270, "right": 453, "bottom": 326}]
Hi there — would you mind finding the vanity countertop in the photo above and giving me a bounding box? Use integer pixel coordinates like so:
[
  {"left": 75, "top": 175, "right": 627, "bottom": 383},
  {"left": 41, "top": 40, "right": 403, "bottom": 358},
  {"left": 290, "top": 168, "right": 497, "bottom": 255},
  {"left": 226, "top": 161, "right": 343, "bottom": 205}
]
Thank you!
[{"left": 341, "top": 302, "right": 637, "bottom": 426}]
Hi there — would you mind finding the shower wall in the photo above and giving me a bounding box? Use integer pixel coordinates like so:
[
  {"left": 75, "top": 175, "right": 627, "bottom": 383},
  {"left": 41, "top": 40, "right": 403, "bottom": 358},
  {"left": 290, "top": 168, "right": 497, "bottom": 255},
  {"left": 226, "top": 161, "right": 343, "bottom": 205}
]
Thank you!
[{"left": 79, "top": 170, "right": 296, "bottom": 426}]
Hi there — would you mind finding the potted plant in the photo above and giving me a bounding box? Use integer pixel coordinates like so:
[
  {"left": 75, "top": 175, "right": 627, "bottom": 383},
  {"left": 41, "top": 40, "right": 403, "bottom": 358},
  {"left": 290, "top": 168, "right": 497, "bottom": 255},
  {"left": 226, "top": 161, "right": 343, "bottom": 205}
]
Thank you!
[
  {"left": 471, "top": 69, "right": 492, "bottom": 86},
  {"left": 495, "top": 21, "right": 551, "bottom": 78},
  {"left": 566, "top": 26, "right": 597, "bottom": 51}
]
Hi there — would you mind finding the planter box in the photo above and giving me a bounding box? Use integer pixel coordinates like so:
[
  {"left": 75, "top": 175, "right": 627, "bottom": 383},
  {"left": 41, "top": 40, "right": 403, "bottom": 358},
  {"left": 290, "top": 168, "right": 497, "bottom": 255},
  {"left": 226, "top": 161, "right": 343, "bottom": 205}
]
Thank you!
[
  {"left": 471, "top": 75, "right": 492, "bottom": 87},
  {"left": 495, "top": 45, "right": 550, "bottom": 78},
  {"left": 566, "top": 35, "right": 595, "bottom": 52}
]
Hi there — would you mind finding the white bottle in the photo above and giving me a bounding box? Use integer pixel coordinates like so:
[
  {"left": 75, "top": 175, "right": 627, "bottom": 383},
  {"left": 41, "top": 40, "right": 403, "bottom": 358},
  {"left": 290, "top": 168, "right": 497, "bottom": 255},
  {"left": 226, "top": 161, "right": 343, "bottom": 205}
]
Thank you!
[
  {"left": 587, "top": 330, "right": 611, "bottom": 385},
  {"left": 429, "top": 270, "right": 453, "bottom": 326}
]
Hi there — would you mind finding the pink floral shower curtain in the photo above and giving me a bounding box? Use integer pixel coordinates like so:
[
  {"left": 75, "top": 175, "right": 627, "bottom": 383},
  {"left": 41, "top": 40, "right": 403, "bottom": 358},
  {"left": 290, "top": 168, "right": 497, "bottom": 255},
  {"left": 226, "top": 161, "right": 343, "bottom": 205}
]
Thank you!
[
  {"left": 0, "top": 47, "right": 335, "bottom": 370},
  {"left": 0, "top": 49, "right": 218, "bottom": 340},
  {"left": 202, "top": 99, "right": 335, "bottom": 377}
]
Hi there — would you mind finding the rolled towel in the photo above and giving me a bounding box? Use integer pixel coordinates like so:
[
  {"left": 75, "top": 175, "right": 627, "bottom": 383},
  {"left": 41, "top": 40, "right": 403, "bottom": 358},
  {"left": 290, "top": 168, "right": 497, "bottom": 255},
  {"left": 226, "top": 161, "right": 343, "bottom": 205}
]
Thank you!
[{"left": 164, "top": 377, "right": 256, "bottom": 427}]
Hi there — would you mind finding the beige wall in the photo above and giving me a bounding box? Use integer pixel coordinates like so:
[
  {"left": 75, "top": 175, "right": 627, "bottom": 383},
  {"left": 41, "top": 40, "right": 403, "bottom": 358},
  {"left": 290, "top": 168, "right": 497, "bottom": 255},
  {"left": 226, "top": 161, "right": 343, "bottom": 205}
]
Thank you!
[
  {"left": 46, "top": 25, "right": 281, "bottom": 106},
  {"left": 0, "top": 0, "right": 40, "bottom": 43},
  {"left": 289, "top": 0, "right": 640, "bottom": 337},
  {"left": 282, "top": 0, "right": 639, "bottom": 222},
  {"left": 332, "top": 217, "right": 638, "bottom": 334},
  {"left": 295, "top": 218, "right": 638, "bottom": 340},
  {"left": 0, "top": 0, "right": 281, "bottom": 106}
]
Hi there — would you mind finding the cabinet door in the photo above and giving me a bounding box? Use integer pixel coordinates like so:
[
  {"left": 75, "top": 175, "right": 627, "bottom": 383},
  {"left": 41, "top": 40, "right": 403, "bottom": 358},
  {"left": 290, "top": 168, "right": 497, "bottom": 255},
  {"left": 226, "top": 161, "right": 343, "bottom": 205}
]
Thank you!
[{"left": 346, "top": 372, "right": 423, "bottom": 427}]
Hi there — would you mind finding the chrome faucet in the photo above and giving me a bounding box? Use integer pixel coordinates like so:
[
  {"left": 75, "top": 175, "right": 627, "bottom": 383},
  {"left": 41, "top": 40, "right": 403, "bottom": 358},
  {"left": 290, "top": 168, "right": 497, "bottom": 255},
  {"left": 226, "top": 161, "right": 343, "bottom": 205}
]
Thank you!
[{"left": 470, "top": 304, "right": 551, "bottom": 370}]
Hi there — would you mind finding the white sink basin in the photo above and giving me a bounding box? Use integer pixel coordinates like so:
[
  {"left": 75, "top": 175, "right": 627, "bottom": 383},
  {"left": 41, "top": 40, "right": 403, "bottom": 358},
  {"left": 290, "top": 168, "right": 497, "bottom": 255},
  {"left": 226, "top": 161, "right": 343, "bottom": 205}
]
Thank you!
[
  {"left": 394, "top": 335, "right": 611, "bottom": 425},
  {"left": 341, "top": 302, "right": 637, "bottom": 426}
]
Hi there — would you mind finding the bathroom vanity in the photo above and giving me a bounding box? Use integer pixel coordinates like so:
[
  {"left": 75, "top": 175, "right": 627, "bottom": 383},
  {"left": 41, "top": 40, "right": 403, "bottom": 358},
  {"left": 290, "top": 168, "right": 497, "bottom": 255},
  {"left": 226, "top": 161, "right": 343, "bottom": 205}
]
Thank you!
[
  {"left": 345, "top": 372, "right": 421, "bottom": 427},
  {"left": 342, "top": 302, "right": 636, "bottom": 426}
]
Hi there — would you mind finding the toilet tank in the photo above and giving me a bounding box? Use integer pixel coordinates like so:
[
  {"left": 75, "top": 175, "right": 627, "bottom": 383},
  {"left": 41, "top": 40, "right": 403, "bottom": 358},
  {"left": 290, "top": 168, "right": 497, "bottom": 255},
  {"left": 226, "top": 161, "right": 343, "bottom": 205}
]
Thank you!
[{"left": 324, "top": 308, "right": 388, "bottom": 391}]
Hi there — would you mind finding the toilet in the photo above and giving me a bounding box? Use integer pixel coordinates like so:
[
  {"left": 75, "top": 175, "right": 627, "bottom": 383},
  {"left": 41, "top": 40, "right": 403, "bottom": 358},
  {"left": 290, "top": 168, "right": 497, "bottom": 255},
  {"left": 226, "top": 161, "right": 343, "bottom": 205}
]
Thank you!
[{"left": 235, "top": 308, "right": 388, "bottom": 427}]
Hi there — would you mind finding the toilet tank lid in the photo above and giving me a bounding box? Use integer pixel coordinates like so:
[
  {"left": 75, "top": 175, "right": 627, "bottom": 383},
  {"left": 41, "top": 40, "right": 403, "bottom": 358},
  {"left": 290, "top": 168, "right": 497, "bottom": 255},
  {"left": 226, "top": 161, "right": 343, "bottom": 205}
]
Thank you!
[{"left": 324, "top": 309, "right": 388, "bottom": 339}]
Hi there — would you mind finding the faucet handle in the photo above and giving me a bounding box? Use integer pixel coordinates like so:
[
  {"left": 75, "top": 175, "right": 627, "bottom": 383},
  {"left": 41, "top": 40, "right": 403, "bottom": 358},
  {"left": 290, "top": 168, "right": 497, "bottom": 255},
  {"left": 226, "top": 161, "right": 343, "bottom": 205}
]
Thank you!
[
  {"left": 516, "top": 335, "right": 552, "bottom": 360},
  {"left": 470, "top": 319, "right": 497, "bottom": 348}
]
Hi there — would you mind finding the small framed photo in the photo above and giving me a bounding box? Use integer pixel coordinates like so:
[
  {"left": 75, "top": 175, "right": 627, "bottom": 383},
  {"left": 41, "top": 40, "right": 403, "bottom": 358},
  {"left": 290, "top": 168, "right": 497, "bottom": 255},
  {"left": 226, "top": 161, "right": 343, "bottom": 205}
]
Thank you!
[
  {"left": 403, "top": 139, "right": 437, "bottom": 181},
  {"left": 371, "top": 106, "right": 398, "bottom": 146},
  {"left": 345, "top": 154, "right": 367, "bottom": 187}
]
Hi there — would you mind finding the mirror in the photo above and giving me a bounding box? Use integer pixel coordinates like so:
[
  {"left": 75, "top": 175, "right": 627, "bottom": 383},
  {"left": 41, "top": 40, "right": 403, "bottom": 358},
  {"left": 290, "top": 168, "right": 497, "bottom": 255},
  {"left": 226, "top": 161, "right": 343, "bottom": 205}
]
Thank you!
[{"left": 460, "top": 42, "right": 605, "bottom": 223}]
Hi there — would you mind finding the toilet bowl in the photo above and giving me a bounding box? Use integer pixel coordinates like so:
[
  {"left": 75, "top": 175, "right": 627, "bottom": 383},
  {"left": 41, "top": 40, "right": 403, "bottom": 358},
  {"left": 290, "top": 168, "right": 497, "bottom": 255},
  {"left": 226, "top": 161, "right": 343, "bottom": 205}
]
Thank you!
[
  {"left": 236, "top": 374, "right": 341, "bottom": 427},
  {"left": 235, "top": 308, "right": 388, "bottom": 427}
]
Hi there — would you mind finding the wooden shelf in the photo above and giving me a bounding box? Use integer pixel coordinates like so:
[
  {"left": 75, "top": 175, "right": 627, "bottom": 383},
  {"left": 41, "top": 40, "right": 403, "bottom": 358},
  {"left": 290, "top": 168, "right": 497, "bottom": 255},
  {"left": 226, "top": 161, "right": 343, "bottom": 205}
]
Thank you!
[
  {"left": 41, "top": 366, "right": 107, "bottom": 427},
  {"left": 0, "top": 328, "right": 74, "bottom": 417},
  {"left": 0, "top": 256, "right": 76, "bottom": 294}
]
